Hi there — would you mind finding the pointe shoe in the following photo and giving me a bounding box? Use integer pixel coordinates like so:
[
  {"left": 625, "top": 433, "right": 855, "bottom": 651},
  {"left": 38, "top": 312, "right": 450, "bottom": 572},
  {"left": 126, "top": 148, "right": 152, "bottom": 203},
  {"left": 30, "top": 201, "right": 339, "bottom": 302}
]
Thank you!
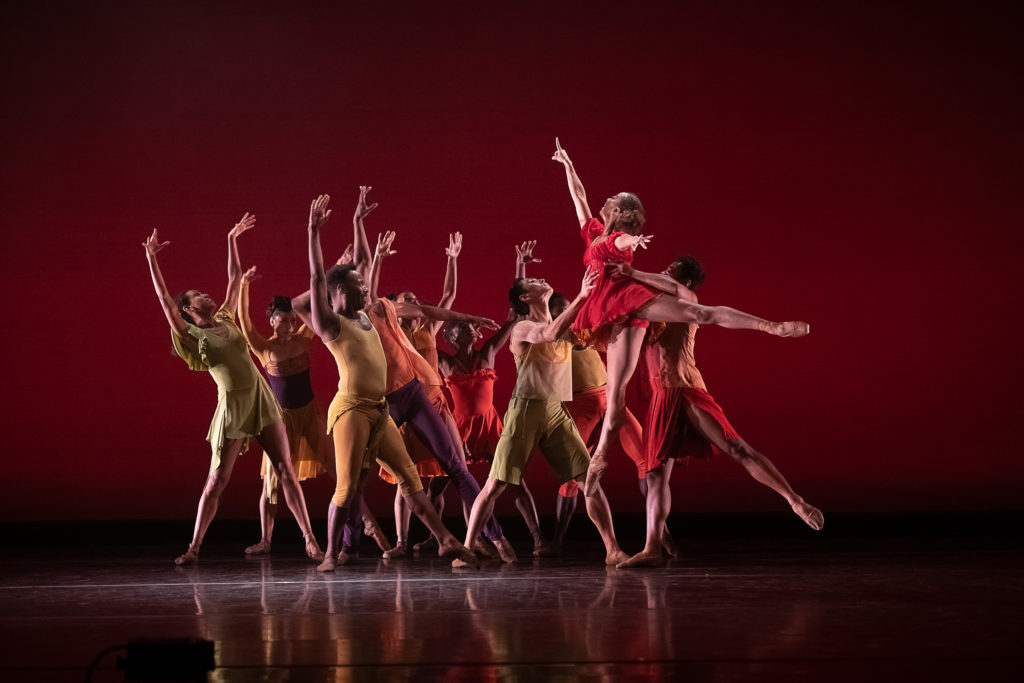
[
  {"left": 792, "top": 501, "right": 824, "bottom": 530},
  {"left": 174, "top": 545, "right": 200, "bottom": 566},
  {"left": 584, "top": 452, "right": 608, "bottom": 497}
]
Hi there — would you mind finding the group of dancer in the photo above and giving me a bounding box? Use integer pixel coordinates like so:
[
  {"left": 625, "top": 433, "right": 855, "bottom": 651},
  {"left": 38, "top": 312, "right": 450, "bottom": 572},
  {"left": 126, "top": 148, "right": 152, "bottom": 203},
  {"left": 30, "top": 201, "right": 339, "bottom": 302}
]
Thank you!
[{"left": 143, "top": 139, "right": 822, "bottom": 571}]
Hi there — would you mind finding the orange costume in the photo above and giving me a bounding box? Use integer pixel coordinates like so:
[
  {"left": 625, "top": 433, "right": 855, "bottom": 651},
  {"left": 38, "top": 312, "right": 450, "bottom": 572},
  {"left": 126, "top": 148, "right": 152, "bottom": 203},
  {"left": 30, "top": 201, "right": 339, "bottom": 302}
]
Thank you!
[
  {"left": 558, "top": 346, "right": 646, "bottom": 497},
  {"left": 643, "top": 322, "right": 739, "bottom": 470}
]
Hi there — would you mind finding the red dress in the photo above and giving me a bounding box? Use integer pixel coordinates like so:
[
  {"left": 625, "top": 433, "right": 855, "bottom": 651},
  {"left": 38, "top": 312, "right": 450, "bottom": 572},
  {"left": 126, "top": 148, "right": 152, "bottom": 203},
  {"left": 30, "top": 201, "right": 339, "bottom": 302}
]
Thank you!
[
  {"left": 446, "top": 367, "right": 503, "bottom": 464},
  {"left": 572, "top": 218, "right": 663, "bottom": 350}
]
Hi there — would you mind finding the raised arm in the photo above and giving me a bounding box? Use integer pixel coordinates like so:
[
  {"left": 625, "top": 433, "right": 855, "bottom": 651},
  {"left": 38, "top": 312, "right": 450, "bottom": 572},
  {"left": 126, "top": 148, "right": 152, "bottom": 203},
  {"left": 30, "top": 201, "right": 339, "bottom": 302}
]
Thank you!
[
  {"left": 608, "top": 262, "right": 686, "bottom": 298},
  {"left": 352, "top": 186, "right": 378, "bottom": 279},
  {"left": 480, "top": 308, "right": 519, "bottom": 367},
  {"left": 552, "top": 137, "right": 593, "bottom": 227},
  {"left": 307, "top": 194, "right": 341, "bottom": 342},
  {"left": 142, "top": 229, "right": 190, "bottom": 337},
  {"left": 516, "top": 268, "right": 597, "bottom": 345},
  {"left": 366, "top": 230, "right": 397, "bottom": 304},
  {"left": 223, "top": 213, "right": 255, "bottom": 313},
  {"left": 237, "top": 268, "right": 272, "bottom": 359},
  {"left": 514, "top": 240, "right": 541, "bottom": 279},
  {"left": 425, "top": 232, "right": 462, "bottom": 336},
  {"left": 290, "top": 240, "right": 351, "bottom": 330}
]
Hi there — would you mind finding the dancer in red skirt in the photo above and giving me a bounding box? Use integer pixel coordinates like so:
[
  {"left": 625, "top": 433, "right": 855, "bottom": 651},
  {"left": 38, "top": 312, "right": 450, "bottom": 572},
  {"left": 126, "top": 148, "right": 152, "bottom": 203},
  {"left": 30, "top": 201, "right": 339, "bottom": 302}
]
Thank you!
[
  {"left": 615, "top": 256, "right": 823, "bottom": 568},
  {"left": 551, "top": 139, "right": 810, "bottom": 496}
]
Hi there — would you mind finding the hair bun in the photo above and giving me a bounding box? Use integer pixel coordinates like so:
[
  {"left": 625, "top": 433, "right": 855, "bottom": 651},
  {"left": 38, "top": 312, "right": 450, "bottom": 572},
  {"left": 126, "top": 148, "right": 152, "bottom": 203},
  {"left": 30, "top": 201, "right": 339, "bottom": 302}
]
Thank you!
[{"left": 267, "top": 295, "right": 293, "bottom": 317}]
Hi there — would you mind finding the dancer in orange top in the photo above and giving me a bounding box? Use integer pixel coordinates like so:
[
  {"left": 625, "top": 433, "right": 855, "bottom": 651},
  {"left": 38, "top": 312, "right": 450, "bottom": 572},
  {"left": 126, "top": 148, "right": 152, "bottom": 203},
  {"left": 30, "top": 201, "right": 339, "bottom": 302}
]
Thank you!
[
  {"left": 551, "top": 138, "right": 810, "bottom": 497},
  {"left": 615, "top": 257, "right": 823, "bottom": 568}
]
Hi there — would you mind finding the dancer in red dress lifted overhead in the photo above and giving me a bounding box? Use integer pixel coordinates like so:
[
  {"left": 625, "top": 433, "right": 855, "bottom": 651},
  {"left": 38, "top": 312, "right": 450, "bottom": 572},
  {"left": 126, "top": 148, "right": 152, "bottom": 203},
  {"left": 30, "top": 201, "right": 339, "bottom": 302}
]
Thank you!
[{"left": 551, "top": 138, "right": 810, "bottom": 496}]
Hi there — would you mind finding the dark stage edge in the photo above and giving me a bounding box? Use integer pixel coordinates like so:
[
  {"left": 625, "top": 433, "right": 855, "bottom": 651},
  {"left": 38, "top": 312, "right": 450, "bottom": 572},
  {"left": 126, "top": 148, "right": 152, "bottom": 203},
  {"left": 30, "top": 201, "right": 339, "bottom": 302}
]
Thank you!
[{"left": 1, "top": 515, "right": 1022, "bottom": 682}]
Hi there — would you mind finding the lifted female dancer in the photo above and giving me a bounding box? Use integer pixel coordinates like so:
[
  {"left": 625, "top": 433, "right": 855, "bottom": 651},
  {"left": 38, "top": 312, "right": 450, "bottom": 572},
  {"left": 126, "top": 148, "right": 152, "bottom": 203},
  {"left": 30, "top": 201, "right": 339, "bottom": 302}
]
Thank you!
[
  {"left": 615, "top": 257, "right": 823, "bottom": 568},
  {"left": 142, "top": 215, "right": 322, "bottom": 565},
  {"left": 236, "top": 267, "right": 391, "bottom": 556},
  {"left": 551, "top": 138, "right": 809, "bottom": 495}
]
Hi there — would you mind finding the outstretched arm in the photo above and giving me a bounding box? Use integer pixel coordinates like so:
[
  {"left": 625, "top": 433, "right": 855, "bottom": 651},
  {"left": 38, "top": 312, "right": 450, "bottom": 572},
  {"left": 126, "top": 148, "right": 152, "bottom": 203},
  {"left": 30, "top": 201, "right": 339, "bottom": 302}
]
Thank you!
[
  {"left": 514, "top": 240, "right": 541, "bottom": 280},
  {"left": 237, "top": 268, "right": 272, "bottom": 359},
  {"left": 142, "top": 229, "right": 189, "bottom": 337},
  {"left": 609, "top": 262, "right": 687, "bottom": 298},
  {"left": 307, "top": 194, "right": 341, "bottom": 341},
  {"left": 516, "top": 268, "right": 597, "bottom": 345},
  {"left": 223, "top": 213, "right": 255, "bottom": 313},
  {"left": 552, "top": 138, "right": 593, "bottom": 227},
  {"left": 393, "top": 301, "right": 498, "bottom": 331},
  {"left": 352, "top": 186, "right": 378, "bottom": 279},
  {"left": 480, "top": 308, "right": 518, "bottom": 367}
]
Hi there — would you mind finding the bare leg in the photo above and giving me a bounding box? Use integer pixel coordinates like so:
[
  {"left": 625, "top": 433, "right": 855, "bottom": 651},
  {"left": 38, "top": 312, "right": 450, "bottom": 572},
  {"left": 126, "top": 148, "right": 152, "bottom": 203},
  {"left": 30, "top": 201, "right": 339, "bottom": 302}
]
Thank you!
[
  {"left": 587, "top": 324, "right": 646, "bottom": 496},
  {"left": 536, "top": 491, "right": 577, "bottom": 557},
  {"left": 580, "top": 478, "right": 628, "bottom": 565},
  {"left": 403, "top": 490, "right": 476, "bottom": 566},
  {"left": 684, "top": 403, "right": 823, "bottom": 530},
  {"left": 619, "top": 460, "right": 675, "bottom": 568},
  {"left": 176, "top": 438, "right": 246, "bottom": 565},
  {"left": 246, "top": 474, "right": 277, "bottom": 555},
  {"left": 258, "top": 420, "right": 325, "bottom": 560},
  {"left": 457, "top": 477, "right": 516, "bottom": 565},
  {"left": 414, "top": 475, "right": 449, "bottom": 553},
  {"left": 361, "top": 505, "right": 392, "bottom": 553},
  {"left": 637, "top": 477, "right": 676, "bottom": 557},
  {"left": 317, "top": 502, "right": 349, "bottom": 572},
  {"left": 385, "top": 487, "right": 410, "bottom": 558},
  {"left": 513, "top": 480, "right": 544, "bottom": 552},
  {"left": 637, "top": 294, "right": 809, "bottom": 337}
]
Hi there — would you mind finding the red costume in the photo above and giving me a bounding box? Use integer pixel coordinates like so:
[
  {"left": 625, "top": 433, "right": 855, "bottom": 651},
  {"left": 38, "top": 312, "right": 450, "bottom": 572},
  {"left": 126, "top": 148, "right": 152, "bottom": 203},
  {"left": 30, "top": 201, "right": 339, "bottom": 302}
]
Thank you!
[
  {"left": 446, "top": 367, "right": 503, "bottom": 465},
  {"left": 572, "top": 217, "right": 663, "bottom": 350}
]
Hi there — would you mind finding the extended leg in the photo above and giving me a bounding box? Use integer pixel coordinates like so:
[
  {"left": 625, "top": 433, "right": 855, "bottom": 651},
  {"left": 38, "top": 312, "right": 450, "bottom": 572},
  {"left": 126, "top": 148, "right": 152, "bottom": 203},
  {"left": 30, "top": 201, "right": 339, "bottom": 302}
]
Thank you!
[
  {"left": 684, "top": 403, "right": 823, "bottom": 530},
  {"left": 258, "top": 420, "right": 324, "bottom": 561},
  {"left": 176, "top": 438, "right": 245, "bottom": 565},
  {"left": 637, "top": 294, "right": 809, "bottom": 337}
]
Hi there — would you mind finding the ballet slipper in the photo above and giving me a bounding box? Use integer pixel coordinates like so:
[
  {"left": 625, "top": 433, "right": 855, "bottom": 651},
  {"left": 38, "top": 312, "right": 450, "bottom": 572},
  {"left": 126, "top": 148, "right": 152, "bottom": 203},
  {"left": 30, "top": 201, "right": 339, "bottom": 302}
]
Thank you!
[
  {"left": 533, "top": 542, "right": 562, "bottom": 558},
  {"left": 617, "top": 549, "right": 665, "bottom": 569},
  {"left": 363, "top": 516, "right": 393, "bottom": 552},
  {"left": 383, "top": 542, "right": 408, "bottom": 559},
  {"left": 492, "top": 537, "right": 518, "bottom": 564},
  {"left": 305, "top": 537, "right": 325, "bottom": 562},
  {"left": 775, "top": 321, "right": 810, "bottom": 338},
  {"left": 605, "top": 549, "right": 629, "bottom": 566},
  {"left": 174, "top": 545, "right": 200, "bottom": 566},
  {"left": 440, "top": 540, "right": 478, "bottom": 568},
  {"left": 244, "top": 539, "right": 271, "bottom": 555},
  {"left": 316, "top": 555, "right": 338, "bottom": 572},
  {"left": 583, "top": 452, "right": 608, "bottom": 497},
  {"left": 413, "top": 535, "right": 439, "bottom": 554},
  {"left": 792, "top": 501, "right": 824, "bottom": 530},
  {"left": 470, "top": 539, "right": 499, "bottom": 559}
]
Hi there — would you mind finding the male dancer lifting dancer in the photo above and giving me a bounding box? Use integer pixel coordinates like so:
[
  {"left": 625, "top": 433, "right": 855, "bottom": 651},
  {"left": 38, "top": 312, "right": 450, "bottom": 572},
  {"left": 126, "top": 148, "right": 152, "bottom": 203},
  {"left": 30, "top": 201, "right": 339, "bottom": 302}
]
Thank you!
[
  {"left": 293, "top": 194, "right": 476, "bottom": 571},
  {"left": 455, "top": 267, "right": 628, "bottom": 567},
  {"left": 614, "top": 257, "right": 823, "bottom": 568}
]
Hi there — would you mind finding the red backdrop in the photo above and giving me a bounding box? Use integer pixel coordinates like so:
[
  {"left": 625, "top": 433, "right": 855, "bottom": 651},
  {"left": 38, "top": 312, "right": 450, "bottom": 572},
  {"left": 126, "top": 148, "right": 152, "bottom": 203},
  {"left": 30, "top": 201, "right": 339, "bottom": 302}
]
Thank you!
[{"left": 2, "top": 1, "right": 1021, "bottom": 521}]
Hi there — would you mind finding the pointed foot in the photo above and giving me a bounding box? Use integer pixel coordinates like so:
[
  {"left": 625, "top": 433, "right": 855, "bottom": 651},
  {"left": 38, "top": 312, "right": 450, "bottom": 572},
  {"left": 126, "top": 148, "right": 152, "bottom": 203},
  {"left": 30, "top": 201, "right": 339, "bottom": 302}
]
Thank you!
[{"left": 792, "top": 501, "right": 824, "bottom": 530}]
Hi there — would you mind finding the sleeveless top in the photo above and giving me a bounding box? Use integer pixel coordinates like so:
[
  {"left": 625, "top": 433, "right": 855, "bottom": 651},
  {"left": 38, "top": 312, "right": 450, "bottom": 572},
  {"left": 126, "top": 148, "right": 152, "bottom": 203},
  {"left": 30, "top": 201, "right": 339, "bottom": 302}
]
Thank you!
[
  {"left": 323, "top": 311, "right": 389, "bottom": 400},
  {"left": 511, "top": 338, "right": 573, "bottom": 401},
  {"left": 645, "top": 322, "right": 707, "bottom": 392}
]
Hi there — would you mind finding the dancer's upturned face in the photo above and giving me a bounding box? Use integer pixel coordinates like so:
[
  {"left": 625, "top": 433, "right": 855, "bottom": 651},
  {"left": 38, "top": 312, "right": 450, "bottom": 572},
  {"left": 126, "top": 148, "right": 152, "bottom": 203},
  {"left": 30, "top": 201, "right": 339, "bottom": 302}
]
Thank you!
[
  {"left": 185, "top": 290, "right": 216, "bottom": 316},
  {"left": 270, "top": 311, "right": 298, "bottom": 338},
  {"left": 334, "top": 271, "right": 369, "bottom": 311}
]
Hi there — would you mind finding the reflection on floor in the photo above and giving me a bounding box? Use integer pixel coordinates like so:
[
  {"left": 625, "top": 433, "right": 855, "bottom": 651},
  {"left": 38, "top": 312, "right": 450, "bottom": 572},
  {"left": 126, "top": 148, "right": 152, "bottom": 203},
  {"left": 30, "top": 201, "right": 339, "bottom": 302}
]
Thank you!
[{"left": 0, "top": 522, "right": 1021, "bottom": 681}]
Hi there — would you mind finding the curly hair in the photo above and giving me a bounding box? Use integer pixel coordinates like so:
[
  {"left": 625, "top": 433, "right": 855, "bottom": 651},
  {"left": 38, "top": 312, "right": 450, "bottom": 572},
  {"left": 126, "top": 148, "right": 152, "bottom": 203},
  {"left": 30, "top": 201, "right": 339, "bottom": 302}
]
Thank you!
[
  {"left": 442, "top": 320, "right": 470, "bottom": 348},
  {"left": 267, "top": 295, "right": 292, "bottom": 318},
  {"left": 671, "top": 255, "right": 706, "bottom": 291},
  {"left": 608, "top": 192, "right": 646, "bottom": 235}
]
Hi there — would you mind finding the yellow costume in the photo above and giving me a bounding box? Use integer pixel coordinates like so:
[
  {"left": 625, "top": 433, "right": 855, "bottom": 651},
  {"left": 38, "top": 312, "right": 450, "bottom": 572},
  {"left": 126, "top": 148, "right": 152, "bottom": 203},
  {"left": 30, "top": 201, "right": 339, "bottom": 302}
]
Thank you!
[
  {"left": 324, "top": 312, "right": 422, "bottom": 506},
  {"left": 171, "top": 304, "right": 281, "bottom": 471}
]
